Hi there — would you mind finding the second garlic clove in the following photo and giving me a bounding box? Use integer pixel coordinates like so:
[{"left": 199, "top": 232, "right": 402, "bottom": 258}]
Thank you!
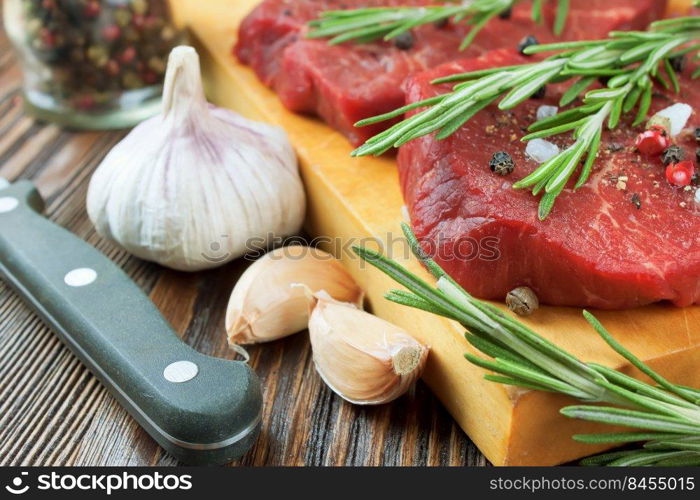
[
  {"left": 308, "top": 291, "right": 429, "bottom": 405},
  {"left": 226, "top": 246, "right": 363, "bottom": 345}
]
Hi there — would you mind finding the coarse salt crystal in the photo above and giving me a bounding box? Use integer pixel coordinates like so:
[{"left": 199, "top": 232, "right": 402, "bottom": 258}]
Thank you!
[
  {"left": 526, "top": 138, "right": 560, "bottom": 163},
  {"left": 695, "top": 189, "right": 700, "bottom": 205},
  {"left": 654, "top": 103, "right": 692, "bottom": 137},
  {"left": 536, "top": 105, "right": 558, "bottom": 121}
]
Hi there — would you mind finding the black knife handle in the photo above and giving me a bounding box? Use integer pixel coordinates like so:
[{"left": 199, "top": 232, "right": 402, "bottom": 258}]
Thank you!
[{"left": 0, "top": 180, "right": 262, "bottom": 464}]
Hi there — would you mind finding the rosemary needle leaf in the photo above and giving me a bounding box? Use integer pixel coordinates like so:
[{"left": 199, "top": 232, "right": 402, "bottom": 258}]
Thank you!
[
  {"left": 559, "top": 76, "right": 596, "bottom": 106},
  {"left": 523, "top": 40, "right": 607, "bottom": 54},
  {"left": 355, "top": 95, "right": 445, "bottom": 127},
  {"left": 532, "top": 177, "right": 549, "bottom": 196},
  {"left": 553, "top": 0, "right": 570, "bottom": 36},
  {"left": 583, "top": 86, "right": 628, "bottom": 102},
  {"left": 644, "top": 440, "right": 700, "bottom": 452},
  {"left": 584, "top": 310, "right": 700, "bottom": 404},
  {"left": 561, "top": 406, "right": 700, "bottom": 434},
  {"left": 532, "top": 0, "right": 544, "bottom": 23},
  {"left": 431, "top": 64, "right": 528, "bottom": 85},
  {"left": 538, "top": 189, "right": 562, "bottom": 220},
  {"left": 459, "top": 13, "right": 491, "bottom": 51},
  {"left": 622, "top": 84, "right": 643, "bottom": 113},
  {"left": 574, "top": 130, "right": 601, "bottom": 189},
  {"left": 589, "top": 363, "right": 698, "bottom": 409},
  {"left": 484, "top": 375, "right": 557, "bottom": 393},
  {"left": 619, "top": 40, "right": 660, "bottom": 64},
  {"left": 573, "top": 432, "right": 685, "bottom": 444},
  {"left": 664, "top": 57, "right": 681, "bottom": 93},
  {"left": 385, "top": 290, "right": 450, "bottom": 317},
  {"left": 521, "top": 118, "right": 585, "bottom": 140},
  {"left": 579, "top": 450, "right": 643, "bottom": 466},
  {"left": 633, "top": 83, "right": 653, "bottom": 126},
  {"left": 652, "top": 454, "right": 700, "bottom": 466},
  {"left": 513, "top": 151, "right": 568, "bottom": 188},
  {"left": 653, "top": 69, "right": 671, "bottom": 90},
  {"left": 607, "top": 451, "right": 699, "bottom": 467},
  {"left": 673, "top": 385, "right": 700, "bottom": 403},
  {"left": 545, "top": 142, "right": 587, "bottom": 193},
  {"left": 528, "top": 103, "right": 600, "bottom": 132},
  {"left": 607, "top": 97, "right": 624, "bottom": 129},
  {"left": 651, "top": 15, "right": 700, "bottom": 30}
]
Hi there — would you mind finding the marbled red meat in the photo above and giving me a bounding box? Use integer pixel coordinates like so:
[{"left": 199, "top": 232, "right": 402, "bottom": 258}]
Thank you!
[
  {"left": 399, "top": 49, "right": 700, "bottom": 309},
  {"left": 235, "top": 0, "right": 665, "bottom": 145}
]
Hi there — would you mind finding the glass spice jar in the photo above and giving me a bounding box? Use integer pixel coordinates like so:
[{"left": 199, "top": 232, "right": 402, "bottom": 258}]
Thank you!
[{"left": 3, "top": 0, "right": 185, "bottom": 129}]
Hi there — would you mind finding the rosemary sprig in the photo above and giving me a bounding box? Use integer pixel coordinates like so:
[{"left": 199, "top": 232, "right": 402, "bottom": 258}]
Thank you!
[
  {"left": 352, "top": 17, "right": 700, "bottom": 220},
  {"left": 307, "top": 0, "right": 571, "bottom": 51},
  {"left": 353, "top": 223, "right": 700, "bottom": 466}
]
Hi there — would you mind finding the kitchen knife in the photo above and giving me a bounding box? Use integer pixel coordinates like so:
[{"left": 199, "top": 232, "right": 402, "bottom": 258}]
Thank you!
[{"left": 0, "top": 179, "right": 262, "bottom": 465}]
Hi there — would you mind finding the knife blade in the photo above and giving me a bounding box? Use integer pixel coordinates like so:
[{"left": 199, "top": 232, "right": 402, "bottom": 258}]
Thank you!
[{"left": 0, "top": 179, "right": 262, "bottom": 465}]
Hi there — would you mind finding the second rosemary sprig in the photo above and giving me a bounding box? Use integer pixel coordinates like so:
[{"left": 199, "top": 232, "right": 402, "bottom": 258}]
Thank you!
[
  {"left": 351, "top": 17, "right": 700, "bottom": 219},
  {"left": 307, "top": 0, "right": 571, "bottom": 51},
  {"left": 352, "top": 223, "right": 700, "bottom": 466}
]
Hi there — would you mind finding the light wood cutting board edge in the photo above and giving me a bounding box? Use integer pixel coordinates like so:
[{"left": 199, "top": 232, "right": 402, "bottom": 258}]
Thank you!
[{"left": 171, "top": 0, "right": 700, "bottom": 466}]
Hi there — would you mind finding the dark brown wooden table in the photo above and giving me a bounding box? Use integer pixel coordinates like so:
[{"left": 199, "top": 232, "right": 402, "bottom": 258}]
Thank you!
[{"left": 0, "top": 21, "right": 487, "bottom": 467}]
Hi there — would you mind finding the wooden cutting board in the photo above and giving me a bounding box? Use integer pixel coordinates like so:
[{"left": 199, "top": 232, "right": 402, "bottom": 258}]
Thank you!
[{"left": 170, "top": 0, "right": 700, "bottom": 466}]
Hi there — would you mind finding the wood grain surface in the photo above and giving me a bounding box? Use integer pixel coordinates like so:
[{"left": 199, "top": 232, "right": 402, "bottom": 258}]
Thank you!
[{"left": 0, "top": 16, "right": 486, "bottom": 466}]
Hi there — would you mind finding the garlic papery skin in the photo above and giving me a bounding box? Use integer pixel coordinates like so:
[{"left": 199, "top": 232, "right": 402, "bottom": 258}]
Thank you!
[
  {"left": 87, "top": 46, "right": 305, "bottom": 271},
  {"left": 226, "top": 246, "right": 364, "bottom": 345},
  {"left": 308, "top": 292, "right": 429, "bottom": 405}
]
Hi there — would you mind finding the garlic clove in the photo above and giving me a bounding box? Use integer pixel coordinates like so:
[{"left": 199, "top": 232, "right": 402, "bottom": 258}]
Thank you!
[
  {"left": 226, "top": 246, "right": 363, "bottom": 345},
  {"left": 308, "top": 291, "right": 429, "bottom": 405}
]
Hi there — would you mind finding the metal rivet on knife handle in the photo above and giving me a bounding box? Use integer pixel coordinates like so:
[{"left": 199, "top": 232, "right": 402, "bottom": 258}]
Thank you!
[{"left": 0, "top": 197, "right": 19, "bottom": 213}]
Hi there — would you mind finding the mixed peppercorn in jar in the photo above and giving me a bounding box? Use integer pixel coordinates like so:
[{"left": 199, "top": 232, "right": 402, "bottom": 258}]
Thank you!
[{"left": 4, "top": 0, "right": 184, "bottom": 129}]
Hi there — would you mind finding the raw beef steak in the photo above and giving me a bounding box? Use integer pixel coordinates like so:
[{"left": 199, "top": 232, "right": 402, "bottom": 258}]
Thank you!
[
  {"left": 235, "top": 0, "right": 665, "bottom": 146},
  {"left": 399, "top": 49, "right": 700, "bottom": 309}
]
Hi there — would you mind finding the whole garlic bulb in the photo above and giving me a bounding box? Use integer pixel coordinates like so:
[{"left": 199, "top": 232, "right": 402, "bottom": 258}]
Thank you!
[
  {"left": 226, "top": 245, "right": 364, "bottom": 345},
  {"left": 308, "top": 291, "right": 429, "bottom": 405},
  {"left": 87, "top": 46, "right": 305, "bottom": 271}
]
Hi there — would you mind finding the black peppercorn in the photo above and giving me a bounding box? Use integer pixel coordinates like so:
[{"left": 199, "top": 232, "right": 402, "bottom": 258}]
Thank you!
[
  {"left": 669, "top": 54, "right": 686, "bottom": 73},
  {"left": 661, "top": 145, "right": 685, "bottom": 165},
  {"left": 631, "top": 193, "right": 642, "bottom": 210},
  {"left": 532, "top": 85, "right": 546, "bottom": 99},
  {"left": 695, "top": 127, "right": 700, "bottom": 143},
  {"left": 499, "top": 8, "right": 512, "bottom": 19},
  {"left": 517, "top": 35, "right": 538, "bottom": 55},
  {"left": 490, "top": 151, "right": 515, "bottom": 175},
  {"left": 393, "top": 32, "right": 415, "bottom": 51},
  {"left": 433, "top": 18, "right": 449, "bottom": 29}
]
